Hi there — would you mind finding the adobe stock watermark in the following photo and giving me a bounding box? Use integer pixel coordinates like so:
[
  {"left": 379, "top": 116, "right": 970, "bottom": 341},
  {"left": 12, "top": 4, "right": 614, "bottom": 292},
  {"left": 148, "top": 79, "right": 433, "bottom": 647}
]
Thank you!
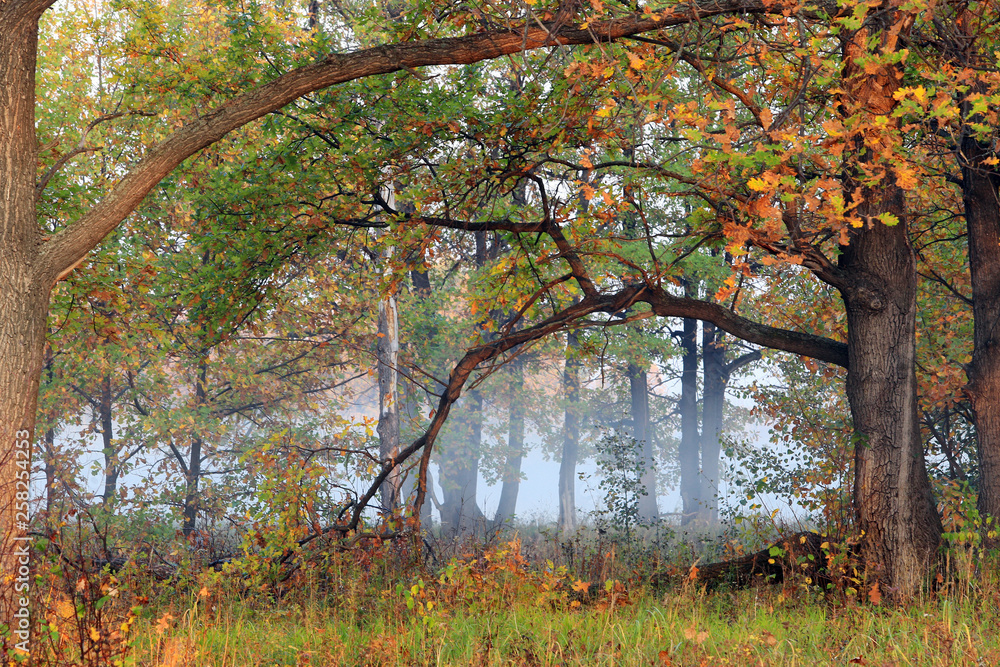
[{"left": 10, "top": 428, "right": 32, "bottom": 655}]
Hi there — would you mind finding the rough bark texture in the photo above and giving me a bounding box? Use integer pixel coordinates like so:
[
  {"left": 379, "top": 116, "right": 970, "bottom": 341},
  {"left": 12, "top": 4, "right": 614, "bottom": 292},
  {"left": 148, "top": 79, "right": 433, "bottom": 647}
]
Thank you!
[
  {"left": 679, "top": 314, "right": 701, "bottom": 525},
  {"left": 559, "top": 331, "right": 581, "bottom": 534},
  {"left": 629, "top": 362, "right": 658, "bottom": 522},
  {"left": 958, "top": 91, "right": 1000, "bottom": 548},
  {"left": 838, "top": 6, "right": 941, "bottom": 597},
  {"left": 678, "top": 532, "right": 835, "bottom": 591},
  {"left": 0, "top": 6, "right": 49, "bottom": 635}
]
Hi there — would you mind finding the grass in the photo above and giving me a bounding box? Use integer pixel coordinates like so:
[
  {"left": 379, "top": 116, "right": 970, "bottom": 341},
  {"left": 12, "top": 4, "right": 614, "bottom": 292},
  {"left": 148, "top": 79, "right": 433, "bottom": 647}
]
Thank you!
[
  {"left": 112, "top": 536, "right": 1000, "bottom": 667},
  {"left": 21, "top": 528, "right": 1000, "bottom": 666},
  {"left": 124, "top": 581, "right": 1000, "bottom": 666}
]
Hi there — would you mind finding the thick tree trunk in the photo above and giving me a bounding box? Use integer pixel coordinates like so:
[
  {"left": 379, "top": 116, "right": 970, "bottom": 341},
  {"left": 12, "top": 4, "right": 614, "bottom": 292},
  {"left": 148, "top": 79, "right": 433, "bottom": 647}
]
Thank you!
[
  {"left": 678, "top": 314, "right": 701, "bottom": 525},
  {"left": 0, "top": 8, "right": 49, "bottom": 641},
  {"left": 959, "top": 110, "right": 1000, "bottom": 549},
  {"left": 841, "top": 216, "right": 941, "bottom": 596},
  {"left": 700, "top": 323, "right": 726, "bottom": 524},
  {"left": 629, "top": 361, "right": 658, "bottom": 522},
  {"left": 493, "top": 358, "right": 524, "bottom": 526},
  {"left": 835, "top": 5, "right": 941, "bottom": 599},
  {"left": 558, "top": 331, "right": 581, "bottom": 534},
  {"left": 438, "top": 390, "right": 485, "bottom": 538}
]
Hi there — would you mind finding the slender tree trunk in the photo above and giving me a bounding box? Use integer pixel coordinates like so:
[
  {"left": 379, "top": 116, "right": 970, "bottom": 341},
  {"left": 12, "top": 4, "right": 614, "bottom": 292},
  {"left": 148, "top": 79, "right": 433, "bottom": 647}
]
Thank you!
[
  {"left": 493, "top": 358, "right": 524, "bottom": 526},
  {"left": 679, "top": 313, "right": 701, "bottom": 525},
  {"left": 629, "top": 361, "right": 658, "bottom": 522},
  {"left": 377, "top": 289, "right": 402, "bottom": 513},
  {"left": 558, "top": 331, "right": 581, "bottom": 534},
  {"left": 99, "top": 373, "right": 119, "bottom": 506},
  {"left": 958, "top": 95, "right": 1000, "bottom": 549},
  {"left": 406, "top": 268, "right": 435, "bottom": 527},
  {"left": 700, "top": 323, "right": 726, "bottom": 524},
  {"left": 182, "top": 360, "right": 207, "bottom": 537},
  {"left": 836, "top": 7, "right": 942, "bottom": 597}
]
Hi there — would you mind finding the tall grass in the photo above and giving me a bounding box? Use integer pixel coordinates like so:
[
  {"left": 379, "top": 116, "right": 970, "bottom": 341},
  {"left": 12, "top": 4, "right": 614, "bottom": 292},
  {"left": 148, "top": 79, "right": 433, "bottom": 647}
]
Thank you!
[{"left": 103, "top": 527, "right": 1000, "bottom": 667}]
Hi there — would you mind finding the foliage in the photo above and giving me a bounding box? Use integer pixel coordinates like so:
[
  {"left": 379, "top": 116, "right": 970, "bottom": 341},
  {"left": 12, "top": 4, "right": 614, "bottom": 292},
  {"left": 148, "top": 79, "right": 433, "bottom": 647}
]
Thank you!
[
  {"left": 591, "top": 430, "right": 654, "bottom": 539},
  {"left": 122, "top": 531, "right": 1000, "bottom": 667}
]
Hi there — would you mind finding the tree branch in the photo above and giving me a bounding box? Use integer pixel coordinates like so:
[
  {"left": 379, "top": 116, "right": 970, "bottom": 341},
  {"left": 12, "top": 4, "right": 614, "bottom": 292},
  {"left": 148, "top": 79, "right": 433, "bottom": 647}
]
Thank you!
[{"left": 36, "top": 0, "right": 794, "bottom": 284}]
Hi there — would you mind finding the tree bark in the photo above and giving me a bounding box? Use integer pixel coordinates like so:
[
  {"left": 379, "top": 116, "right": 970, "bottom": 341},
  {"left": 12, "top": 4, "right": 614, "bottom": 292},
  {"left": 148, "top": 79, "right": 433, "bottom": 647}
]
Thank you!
[
  {"left": 377, "top": 288, "right": 402, "bottom": 513},
  {"left": 837, "top": 6, "right": 941, "bottom": 596},
  {"left": 957, "top": 85, "right": 1000, "bottom": 548},
  {"left": 679, "top": 312, "right": 701, "bottom": 526},
  {"left": 98, "top": 373, "right": 120, "bottom": 506},
  {"left": 438, "top": 389, "right": 485, "bottom": 539},
  {"left": 558, "top": 331, "right": 581, "bottom": 534},
  {"left": 629, "top": 361, "right": 659, "bottom": 522},
  {"left": 700, "top": 323, "right": 726, "bottom": 524},
  {"left": 182, "top": 360, "right": 208, "bottom": 537},
  {"left": 0, "top": 7, "right": 49, "bottom": 637}
]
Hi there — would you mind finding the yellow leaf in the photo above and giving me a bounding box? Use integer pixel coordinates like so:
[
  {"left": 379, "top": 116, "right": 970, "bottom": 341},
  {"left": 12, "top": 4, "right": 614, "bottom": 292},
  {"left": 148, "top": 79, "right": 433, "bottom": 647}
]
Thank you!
[
  {"left": 626, "top": 52, "right": 645, "bottom": 70},
  {"left": 895, "top": 166, "right": 918, "bottom": 190},
  {"left": 748, "top": 177, "right": 769, "bottom": 192},
  {"left": 89, "top": 627, "right": 100, "bottom": 642}
]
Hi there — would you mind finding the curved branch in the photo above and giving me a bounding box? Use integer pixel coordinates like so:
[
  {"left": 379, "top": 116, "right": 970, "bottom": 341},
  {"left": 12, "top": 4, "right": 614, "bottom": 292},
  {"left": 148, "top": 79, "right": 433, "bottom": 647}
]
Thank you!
[
  {"left": 645, "top": 287, "right": 849, "bottom": 368},
  {"left": 36, "top": 0, "right": 788, "bottom": 284}
]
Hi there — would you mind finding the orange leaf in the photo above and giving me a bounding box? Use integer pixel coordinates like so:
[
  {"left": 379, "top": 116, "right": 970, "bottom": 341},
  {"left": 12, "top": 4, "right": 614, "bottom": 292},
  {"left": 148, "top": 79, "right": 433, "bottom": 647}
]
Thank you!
[{"left": 868, "top": 581, "right": 882, "bottom": 605}]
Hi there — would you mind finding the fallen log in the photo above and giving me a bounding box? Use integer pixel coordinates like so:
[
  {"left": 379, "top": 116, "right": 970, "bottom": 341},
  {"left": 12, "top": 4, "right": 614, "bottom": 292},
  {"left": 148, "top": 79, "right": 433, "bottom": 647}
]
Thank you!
[{"left": 653, "top": 531, "right": 849, "bottom": 590}]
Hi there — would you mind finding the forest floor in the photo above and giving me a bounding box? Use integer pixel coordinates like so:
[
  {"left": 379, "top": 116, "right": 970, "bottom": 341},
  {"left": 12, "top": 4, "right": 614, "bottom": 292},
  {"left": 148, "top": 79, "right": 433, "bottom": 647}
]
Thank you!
[
  {"left": 114, "top": 531, "right": 1000, "bottom": 667},
  {"left": 24, "top": 526, "right": 1000, "bottom": 666}
]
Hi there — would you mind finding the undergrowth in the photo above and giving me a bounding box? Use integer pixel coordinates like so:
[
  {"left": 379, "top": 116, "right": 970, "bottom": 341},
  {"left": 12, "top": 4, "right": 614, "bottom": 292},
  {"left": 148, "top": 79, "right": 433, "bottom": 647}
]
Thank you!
[{"left": 17, "top": 519, "right": 1000, "bottom": 666}]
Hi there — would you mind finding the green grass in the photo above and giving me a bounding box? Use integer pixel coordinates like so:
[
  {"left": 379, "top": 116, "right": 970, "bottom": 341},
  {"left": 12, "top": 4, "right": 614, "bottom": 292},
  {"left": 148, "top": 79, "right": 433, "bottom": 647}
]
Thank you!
[
  {"left": 112, "top": 539, "right": 1000, "bottom": 667},
  {"left": 24, "top": 532, "right": 1000, "bottom": 667},
  {"left": 123, "top": 585, "right": 1000, "bottom": 666}
]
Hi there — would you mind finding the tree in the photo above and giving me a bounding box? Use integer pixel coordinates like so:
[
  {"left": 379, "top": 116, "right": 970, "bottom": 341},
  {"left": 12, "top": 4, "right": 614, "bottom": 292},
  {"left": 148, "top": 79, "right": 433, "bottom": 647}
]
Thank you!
[{"left": 8, "top": 2, "right": 790, "bottom": 637}]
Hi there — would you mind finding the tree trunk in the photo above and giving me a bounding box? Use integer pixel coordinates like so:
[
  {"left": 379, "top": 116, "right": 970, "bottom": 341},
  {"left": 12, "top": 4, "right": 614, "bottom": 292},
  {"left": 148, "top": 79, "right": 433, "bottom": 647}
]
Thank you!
[
  {"left": 558, "top": 330, "right": 581, "bottom": 534},
  {"left": 836, "top": 7, "right": 942, "bottom": 598},
  {"left": 99, "top": 373, "right": 119, "bottom": 506},
  {"left": 493, "top": 357, "right": 524, "bottom": 527},
  {"left": 837, "top": 27, "right": 939, "bottom": 598},
  {"left": 679, "top": 313, "right": 701, "bottom": 526},
  {"left": 438, "top": 390, "right": 485, "bottom": 538},
  {"left": 377, "top": 290, "right": 402, "bottom": 513},
  {"left": 629, "top": 361, "right": 658, "bottom": 522},
  {"left": 0, "top": 8, "right": 49, "bottom": 639},
  {"left": 182, "top": 360, "right": 207, "bottom": 537},
  {"left": 700, "top": 323, "right": 726, "bottom": 524},
  {"left": 958, "top": 94, "right": 1000, "bottom": 549}
]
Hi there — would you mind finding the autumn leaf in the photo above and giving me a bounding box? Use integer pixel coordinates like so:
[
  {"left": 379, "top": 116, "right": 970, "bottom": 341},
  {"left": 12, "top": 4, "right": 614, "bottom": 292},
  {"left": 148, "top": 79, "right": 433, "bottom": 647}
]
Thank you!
[
  {"left": 571, "top": 579, "right": 591, "bottom": 593},
  {"left": 683, "top": 627, "right": 709, "bottom": 644},
  {"left": 155, "top": 612, "right": 176, "bottom": 635},
  {"left": 868, "top": 581, "right": 882, "bottom": 605}
]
